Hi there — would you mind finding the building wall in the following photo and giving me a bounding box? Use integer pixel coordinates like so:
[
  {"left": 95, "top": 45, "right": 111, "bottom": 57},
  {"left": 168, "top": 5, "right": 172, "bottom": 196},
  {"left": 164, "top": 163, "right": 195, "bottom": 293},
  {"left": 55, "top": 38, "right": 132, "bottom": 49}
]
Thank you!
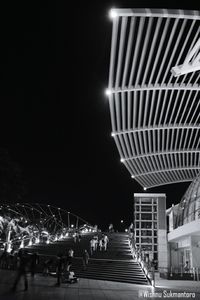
[
  {"left": 191, "top": 236, "right": 200, "bottom": 267},
  {"left": 134, "top": 193, "right": 168, "bottom": 270}
]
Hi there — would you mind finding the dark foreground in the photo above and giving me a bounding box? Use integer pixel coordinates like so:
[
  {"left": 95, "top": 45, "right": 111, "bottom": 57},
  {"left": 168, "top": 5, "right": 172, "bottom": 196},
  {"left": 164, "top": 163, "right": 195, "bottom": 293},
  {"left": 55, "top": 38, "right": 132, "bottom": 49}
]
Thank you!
[{"left": 0, "top": 269, "right": 200, "bottom": 300}]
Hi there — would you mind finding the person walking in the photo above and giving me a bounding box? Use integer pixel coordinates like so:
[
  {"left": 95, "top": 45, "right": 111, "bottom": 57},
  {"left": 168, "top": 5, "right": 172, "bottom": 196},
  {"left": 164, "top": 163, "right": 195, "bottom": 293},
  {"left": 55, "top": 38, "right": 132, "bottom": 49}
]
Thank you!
[
  {"left": 12, "top": 249, "right": 30, "bottom": 292},
  {"left": 82, "top": 249, "right": 89, "bottom": 270}
]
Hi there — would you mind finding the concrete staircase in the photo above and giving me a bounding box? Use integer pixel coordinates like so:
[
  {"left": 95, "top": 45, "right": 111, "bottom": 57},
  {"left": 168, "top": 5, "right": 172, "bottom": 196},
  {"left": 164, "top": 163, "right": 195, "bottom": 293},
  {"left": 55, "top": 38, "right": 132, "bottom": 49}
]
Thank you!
[{"left": 27, "top": 232, "right": 148, "bottom": 285}]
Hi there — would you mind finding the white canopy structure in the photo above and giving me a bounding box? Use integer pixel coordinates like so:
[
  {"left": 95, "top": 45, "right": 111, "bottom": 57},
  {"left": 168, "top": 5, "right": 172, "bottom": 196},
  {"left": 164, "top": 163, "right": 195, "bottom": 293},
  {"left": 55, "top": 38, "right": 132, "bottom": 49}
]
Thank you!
[{"left": 106, "top": 8, "right": 200, "bottom": 189}]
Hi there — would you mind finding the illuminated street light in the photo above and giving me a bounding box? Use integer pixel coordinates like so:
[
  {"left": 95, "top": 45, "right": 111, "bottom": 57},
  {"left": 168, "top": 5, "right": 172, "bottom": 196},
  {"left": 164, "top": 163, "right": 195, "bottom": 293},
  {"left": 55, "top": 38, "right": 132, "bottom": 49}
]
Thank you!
[
  {"left": 105, "top": 89, "right": 112, "bottom": 96},
  {"left": 143, "top": 187, "right": 147, "bottom": 191},
  {"left": 121, "top": 220, "right": 124, "bottom": 223},
  {"left": 109, "top": 9, "right": 118, "bottom": 19},
  {"left": 120, "top": 158, "right": 125, "bottom": 163}
]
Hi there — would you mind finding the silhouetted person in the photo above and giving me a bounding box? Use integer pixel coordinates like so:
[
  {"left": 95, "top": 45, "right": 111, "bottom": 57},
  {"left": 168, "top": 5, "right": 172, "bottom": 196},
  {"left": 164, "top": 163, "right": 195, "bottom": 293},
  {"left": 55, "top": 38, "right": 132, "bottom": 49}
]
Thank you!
[
  {"left": 55, "top": 252, "right": 64, "bottom": 286},
  {"left": 82, "top": 249, "right": 89, "bottom": 270},
  {"left": 30, "top": 252, "right": 39, "bottom": 277},
  {"left": 12, "top": 249, "right": 30, "bottom": 291},
  {"left": 43, "top": 258, "right": 53, "bottom": 276},
  {"left": 0, "top": 250, "right": 8, "bottom": 269}
]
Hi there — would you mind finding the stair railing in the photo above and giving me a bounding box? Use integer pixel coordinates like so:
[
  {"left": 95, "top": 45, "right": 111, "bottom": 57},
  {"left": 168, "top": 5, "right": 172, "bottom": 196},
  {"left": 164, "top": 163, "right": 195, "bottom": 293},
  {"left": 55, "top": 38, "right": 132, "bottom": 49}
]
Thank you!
[{"left": 128, "top": 234, "right": 153, "bottom": 286}]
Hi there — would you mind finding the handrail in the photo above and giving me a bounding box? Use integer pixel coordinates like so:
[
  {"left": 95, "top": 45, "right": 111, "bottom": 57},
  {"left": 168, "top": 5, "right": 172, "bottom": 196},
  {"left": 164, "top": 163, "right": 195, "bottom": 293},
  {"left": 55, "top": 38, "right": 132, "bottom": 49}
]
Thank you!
[{"left": 128, "top": 234, "right": 154, "bottom": 286}]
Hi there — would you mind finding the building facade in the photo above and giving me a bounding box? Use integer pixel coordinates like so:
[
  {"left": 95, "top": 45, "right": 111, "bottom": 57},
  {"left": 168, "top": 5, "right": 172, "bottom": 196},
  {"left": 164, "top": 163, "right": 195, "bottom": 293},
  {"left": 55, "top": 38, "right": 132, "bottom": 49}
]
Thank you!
[
  {"left": 134, "top": 193, "right": 167, "bottom": 271},
  {"left": 167, "top": 175, "right": 200, "bottom": 272}
]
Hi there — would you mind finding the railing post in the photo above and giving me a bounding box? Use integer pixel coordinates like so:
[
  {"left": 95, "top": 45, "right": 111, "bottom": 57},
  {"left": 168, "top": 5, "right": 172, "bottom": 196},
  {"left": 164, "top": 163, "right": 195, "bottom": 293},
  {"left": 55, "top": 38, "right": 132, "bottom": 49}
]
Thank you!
[
  {"left": 193, "top": 267, "right": 196, "bottom": 280},
  {"left": 151, "top": 265, "right": 155, "bottom": 287},
  {"left": 197, "top": 267, "right": 199, "bottom": 281},
  {"left": 170, "top": 265, "right": 173, "bottom": 277}
]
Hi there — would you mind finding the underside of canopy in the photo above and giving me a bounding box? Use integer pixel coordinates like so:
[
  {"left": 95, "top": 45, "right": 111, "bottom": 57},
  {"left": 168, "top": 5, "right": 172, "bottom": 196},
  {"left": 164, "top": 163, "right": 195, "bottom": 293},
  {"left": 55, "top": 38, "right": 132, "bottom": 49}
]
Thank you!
[{"left": 107, "top": 8, "right": 200, "bottom": 189}]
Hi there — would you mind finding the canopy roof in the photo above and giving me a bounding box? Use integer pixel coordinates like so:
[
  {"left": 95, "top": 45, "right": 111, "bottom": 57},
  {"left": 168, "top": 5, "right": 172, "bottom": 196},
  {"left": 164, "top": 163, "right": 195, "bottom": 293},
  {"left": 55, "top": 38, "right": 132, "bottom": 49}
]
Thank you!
[{"left": 107, "top": 8, "right": 200, "bottom": 189}]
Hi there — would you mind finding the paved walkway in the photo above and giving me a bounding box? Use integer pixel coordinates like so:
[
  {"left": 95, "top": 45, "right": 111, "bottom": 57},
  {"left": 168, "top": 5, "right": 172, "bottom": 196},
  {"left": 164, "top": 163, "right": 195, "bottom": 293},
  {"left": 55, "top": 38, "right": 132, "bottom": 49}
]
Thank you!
[{"left": 0, "top": 270, "right": 200, "bottom": 299}]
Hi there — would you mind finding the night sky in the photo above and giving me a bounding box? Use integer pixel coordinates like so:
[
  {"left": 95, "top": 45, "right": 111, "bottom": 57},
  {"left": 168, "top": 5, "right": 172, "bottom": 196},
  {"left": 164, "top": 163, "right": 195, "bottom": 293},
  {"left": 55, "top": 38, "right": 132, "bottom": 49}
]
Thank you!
[{"left": 1, "top": 1, "right": 199, "bottom": 230}]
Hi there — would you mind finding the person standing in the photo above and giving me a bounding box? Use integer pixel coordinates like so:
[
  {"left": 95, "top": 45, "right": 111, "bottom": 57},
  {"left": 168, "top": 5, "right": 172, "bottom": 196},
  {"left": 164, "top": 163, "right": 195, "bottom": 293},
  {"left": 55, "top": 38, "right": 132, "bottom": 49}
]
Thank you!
[
  {"left": 90, "top": 239, "right": 95, "bottom": 255},
  {"left": 102, "top": 234, "right": 109, "bottom": 251},
  {"left": 66, "top": 248, "right": 74, "bottom": 272},
  {"left": 12, "top": 249, "right": 30, "bottom": 291},
  {"left": 82, "top": 249, "right": 89, "bottom": 270},
  {"left": 55, "top": 252, "right": 64, "bottom": 287},
  {"left": 30, "top": 252, "right": 39, "bottom": 277}
]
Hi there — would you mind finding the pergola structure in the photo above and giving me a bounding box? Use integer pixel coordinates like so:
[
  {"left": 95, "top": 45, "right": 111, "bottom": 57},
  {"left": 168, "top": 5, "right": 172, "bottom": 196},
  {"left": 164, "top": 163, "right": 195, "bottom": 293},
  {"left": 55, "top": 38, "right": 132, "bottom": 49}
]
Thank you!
[
  {"left": 106, "top": 8, "right": 200, "bottom": 189},
  {"left": 0, "top": 203, "right": 94, "bottom": 251}
]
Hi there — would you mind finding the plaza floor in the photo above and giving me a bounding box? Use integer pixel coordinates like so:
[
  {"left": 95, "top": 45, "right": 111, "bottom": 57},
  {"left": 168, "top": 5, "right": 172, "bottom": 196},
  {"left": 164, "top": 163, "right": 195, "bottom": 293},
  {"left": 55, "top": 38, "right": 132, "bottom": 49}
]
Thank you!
[{"left": 0, "top": 270, "right": 200, "bottom": 300}]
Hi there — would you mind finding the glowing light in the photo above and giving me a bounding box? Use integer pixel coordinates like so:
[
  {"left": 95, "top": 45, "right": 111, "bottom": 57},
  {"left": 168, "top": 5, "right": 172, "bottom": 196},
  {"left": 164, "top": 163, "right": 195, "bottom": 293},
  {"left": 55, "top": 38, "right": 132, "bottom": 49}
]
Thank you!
[
  {"left": 111, "top": 132, "right": 115, "bottom": 137},
  {"left": 143, "top": 187, "right": 147, "bottom": 191},
  {"left": 125, "top": 229, "right": 128, "bottom": 232},
  {"left": 120, "top": 220, "right": 124, "bottom": 223},
  {"left": 71, "top": 224, "right": 74, "bottom": 228},
  {"left": 131, "top": 175, "right": 135, "bottom": 178},
  {"left": 19, "top": 240, "right": 24, "bottom": 249},
  {"left": 120, "top": 158, "right": 125, "bottom": 163},
  {"left": 105, "top": 89, "right": 112, "bottom": 96},
  {"left": 28, "top": 239, "right": 32, "bottom": 246},
  {"left": 109, "top": 9, "right": 118, "bottom": 19}
]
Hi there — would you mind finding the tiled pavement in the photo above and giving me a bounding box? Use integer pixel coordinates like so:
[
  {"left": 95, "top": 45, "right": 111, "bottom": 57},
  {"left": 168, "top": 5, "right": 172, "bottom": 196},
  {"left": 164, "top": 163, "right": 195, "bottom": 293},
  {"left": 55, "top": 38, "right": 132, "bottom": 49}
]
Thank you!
[{"left": 0, "top": 270, "right": 200, "bottom": 300}]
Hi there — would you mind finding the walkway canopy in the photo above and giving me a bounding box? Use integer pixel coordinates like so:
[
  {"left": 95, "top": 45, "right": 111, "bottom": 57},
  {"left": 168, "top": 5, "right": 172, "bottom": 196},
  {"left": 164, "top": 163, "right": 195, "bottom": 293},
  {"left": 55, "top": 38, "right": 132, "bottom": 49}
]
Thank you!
[{"left": 106, "top": 8, "right": 200, "bottom": 189}]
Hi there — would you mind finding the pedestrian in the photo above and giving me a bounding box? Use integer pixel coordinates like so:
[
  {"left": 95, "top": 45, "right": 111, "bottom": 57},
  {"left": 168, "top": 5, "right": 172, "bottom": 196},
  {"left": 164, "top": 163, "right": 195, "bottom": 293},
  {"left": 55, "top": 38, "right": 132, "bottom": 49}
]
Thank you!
[
  {"left": 93, "top": 235, "right": 98, "bottom": 251},
  {"left": 90, "top": 239, "right": 95, "bottom": 255},
  {"left": 66, "top": 248, "right": 74, "bottom": 272},
  {"left": 109, "top": 223, "right": 114, "bottom": 233},
  {"left": 30, "top": 252, "right": 39, "bottom": 277},
  {"left": 55, "top": 252, "right": 64, "bottom": 287},
  {"left": 102, "top": 234, "right": 109, "bottom": 251},
  {"left": 99, "top": 239, "right": 103, "bottom": 251},
  {"left": 82, "top": 249, "right": 89, "bottom": 270},
  {"left": 12, "top": 249, "right": 30, "bottom": 291},
  {"left": 43, "top": 258, "right": 53, "bottom": 276},
  {"left": 77, "top": 233, "right": 82, "bottom": 242}
]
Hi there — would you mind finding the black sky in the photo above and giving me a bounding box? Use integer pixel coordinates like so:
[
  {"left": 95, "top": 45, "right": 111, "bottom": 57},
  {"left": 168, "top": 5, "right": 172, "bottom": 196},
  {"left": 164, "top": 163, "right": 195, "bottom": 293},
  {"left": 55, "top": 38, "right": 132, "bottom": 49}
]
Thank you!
[{"left": 1, "top": 1, "right": 199, "bottom": 230}]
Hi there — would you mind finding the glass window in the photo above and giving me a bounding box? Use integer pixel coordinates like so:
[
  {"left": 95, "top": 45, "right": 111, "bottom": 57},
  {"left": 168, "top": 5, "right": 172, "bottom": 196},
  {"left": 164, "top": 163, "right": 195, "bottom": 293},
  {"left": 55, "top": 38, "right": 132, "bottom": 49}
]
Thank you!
[
  {"left": 141, "top": 237, "right": 152, "bottom": 243},
  {"left": 154, "top": 245, "right": 157, "bottom": 251},
  {"left": 141, "top": 198, "right": 152, "bottom": 204},
  {"left": 136, "top": 230, "right": 139, "bottom": 236},
  {"left": 141, "top": 213, "right": 152, "bottom": 220},
  {"left": 141, "top": 245, "right": 152, "bottom": 251},
  {"left": 153, "top": 199, "right": 157, "bottom": 204},
  {"left": 136, "top": 213, "right": 140, "bottom": 219},
  {"left": 154, "top": 238, "right": 157, "bottom": 243},
  {"left": 141, "top": 206, "right": 152, "bottom": 212},
  {"left": 154, "top": 223, "right": 157, "bottom": 229},
  {"left": 141, "top": 222, "right": 152, "bottom": 229},
  {"left": 153, "top": 214, "right": 157, "bottom": 220},
  {"left": 136, "top": 238, "right": 139, "bottom": 243},
  {"left": 153, "top": 206, "right": 157, "bottom": 212},
  {"left": 141, "top": 230, "right": 152, "bottom": 236},
  {"left": 135, "top": 222, "right": 139, "bottom": 228},
  {"left": 135, "top": 206, "right": 139, "bottom": 211},
  {"left": 154, "top": 231, "right": 157, "bottom": 236}
]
